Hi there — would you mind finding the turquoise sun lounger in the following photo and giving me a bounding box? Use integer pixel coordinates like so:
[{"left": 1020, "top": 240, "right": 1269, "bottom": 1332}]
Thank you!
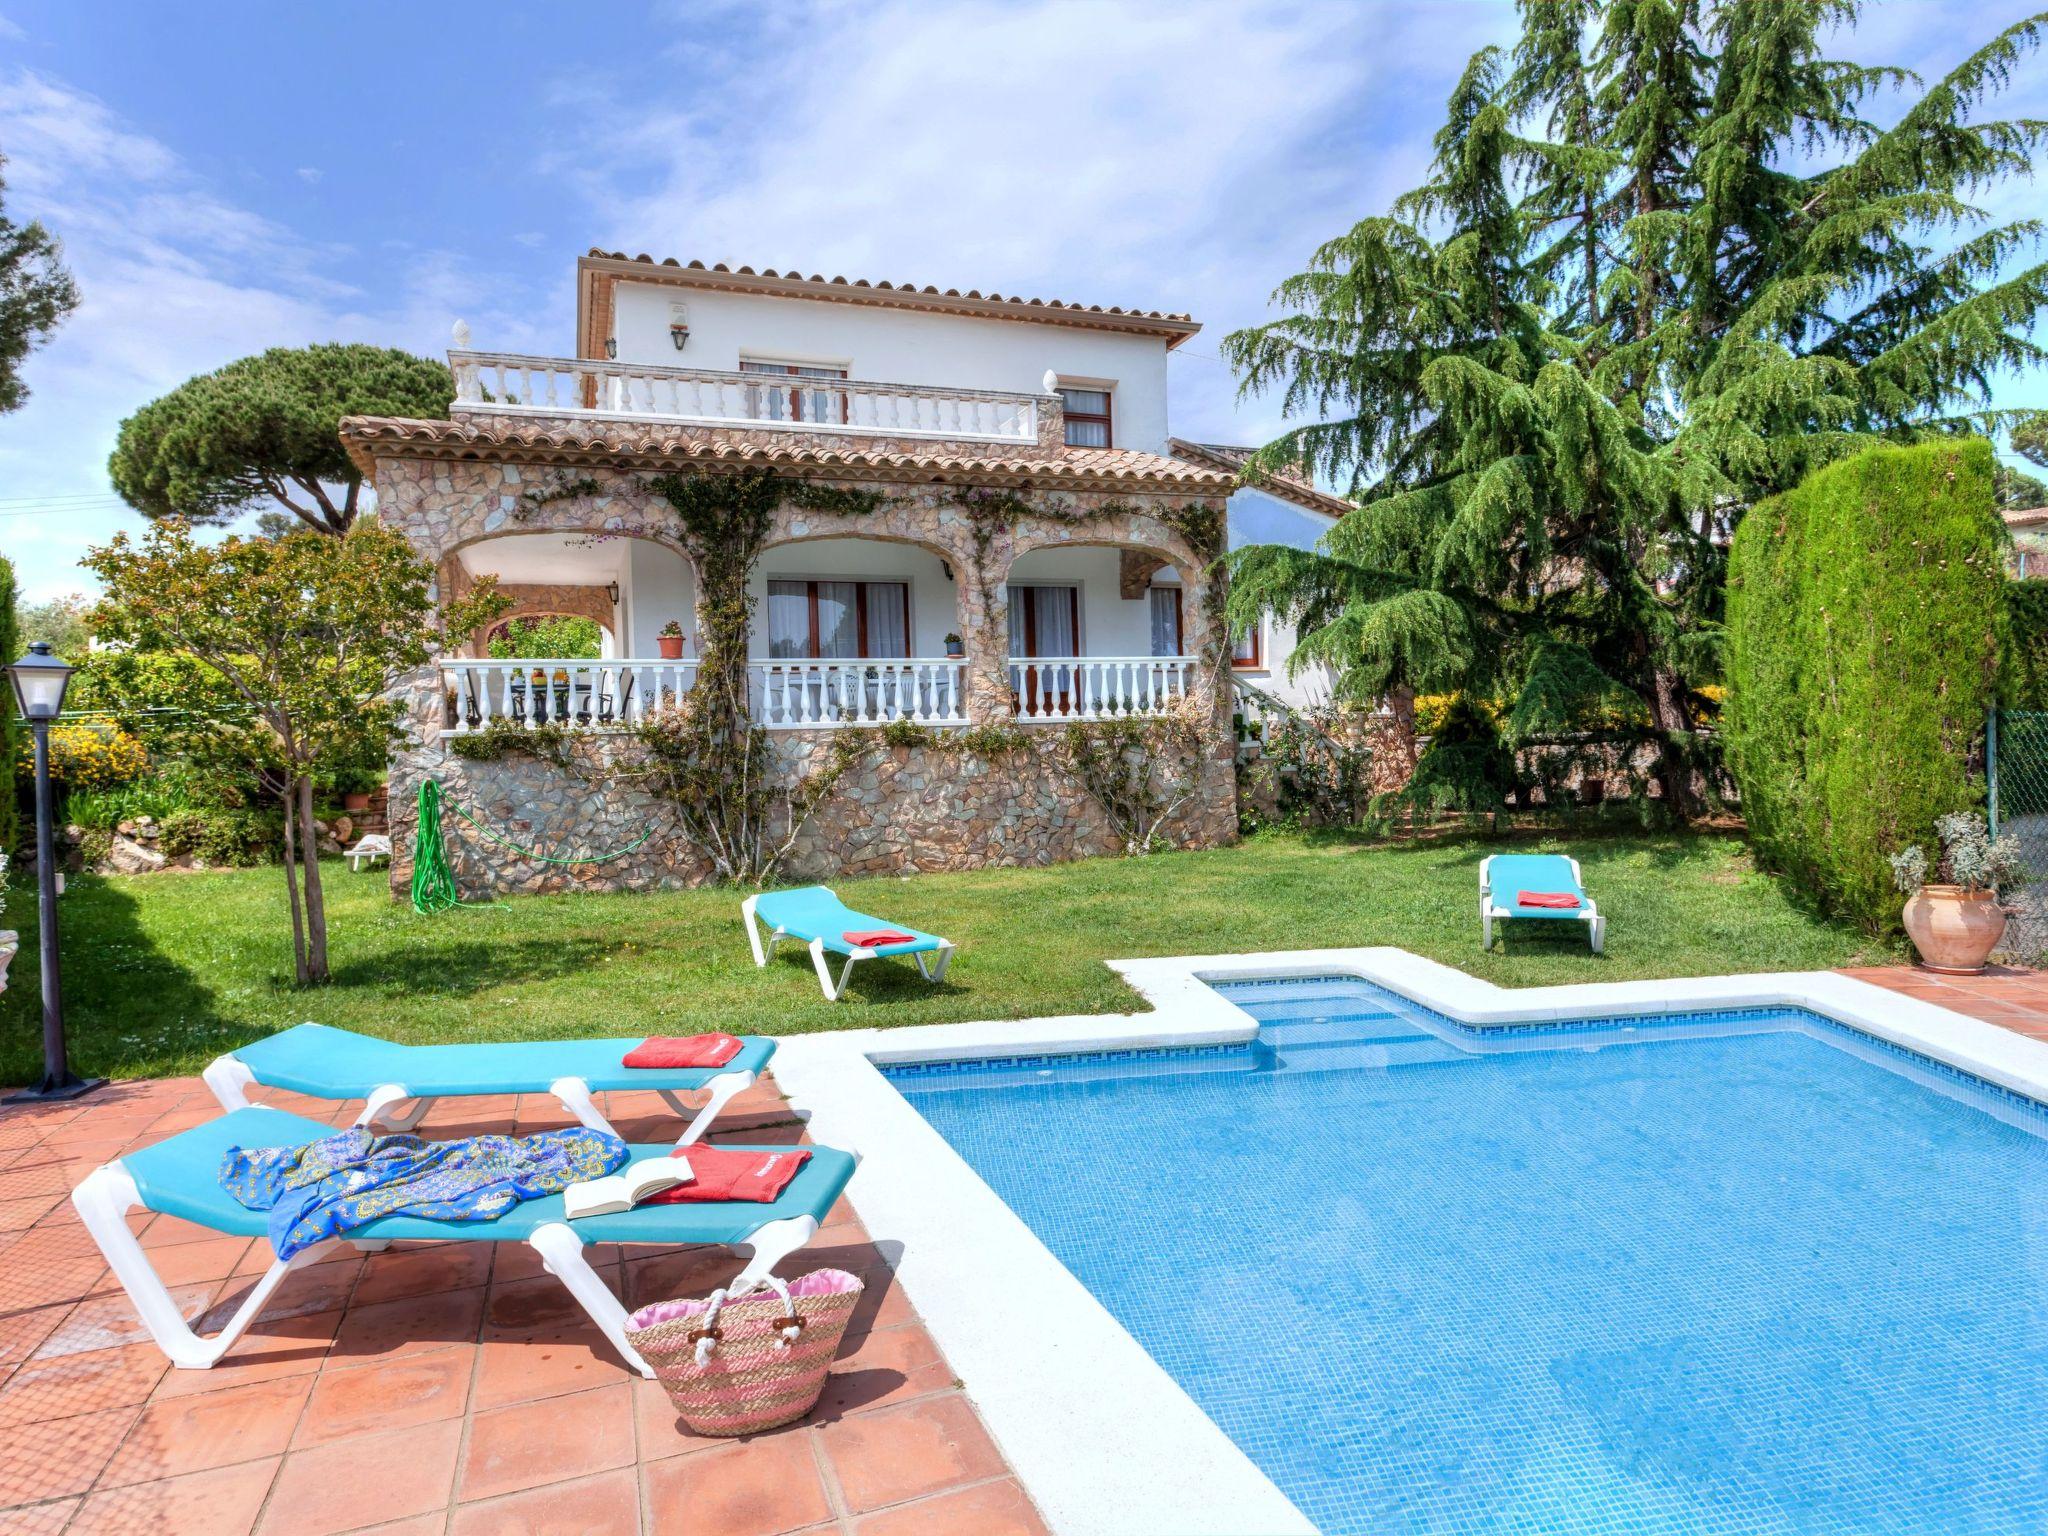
[
  {"left": 742, "top": 885, "right": 955, "bottom": 1001},
  {"left": 1479, "top": 853, "right": 1606, "bottom": 952},
  {"left": 203, "top": 1024, "right": 776, "bottom": 1146},
  {"left": 72, "top": 1105, "right": 856, "bottom": 1374}
]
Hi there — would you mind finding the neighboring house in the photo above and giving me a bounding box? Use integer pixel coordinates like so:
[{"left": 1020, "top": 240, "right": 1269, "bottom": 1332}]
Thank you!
[
  {"left": 1165, "top": 439, "right": 1344, "bottom": 711},
  {"left": 342, "top": 250, "right": 1297, "bottom": 894},
  {"left": 2008, "top": 507, "right": 2048, "bottom": 578}
]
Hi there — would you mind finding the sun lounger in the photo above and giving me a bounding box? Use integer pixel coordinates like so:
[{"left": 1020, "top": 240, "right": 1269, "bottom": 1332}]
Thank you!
[
  {"left": 344, "top": 833, "right": 391, "bottom": 872},
  {"left": 202, "top": 1024, "right": 775, "bottom": 1146},
  {"left": 72, "top": 1104, "right": 856, "bottom": 1374},
  {"left": 1479, "top": 853, "right": 1606, "bottom": 952},
  {"left": 741, "top": 885, "right": 955, "bottom": 1002}
]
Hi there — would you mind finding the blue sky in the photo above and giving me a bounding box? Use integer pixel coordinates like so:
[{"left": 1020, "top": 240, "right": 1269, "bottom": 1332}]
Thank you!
[{"left": 0, "top": 0, "right": 2042, "bottom": 602}]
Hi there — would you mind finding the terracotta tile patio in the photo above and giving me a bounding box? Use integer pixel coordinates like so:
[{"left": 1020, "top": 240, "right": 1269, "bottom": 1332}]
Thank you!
[
  {"left": 1837, "top": 962, "right": 2048, "bottom": 1039},
  {"left": 0, "top": 1075, "right": 1046, "bottom": 1536}
]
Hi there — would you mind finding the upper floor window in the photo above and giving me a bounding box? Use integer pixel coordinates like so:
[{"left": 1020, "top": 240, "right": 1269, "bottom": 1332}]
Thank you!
[
  {"left": 1060, "top": 387, "right": 1112, "bottom": 448},
  {"left": 741, "top": 359, "right": 849, "bottom": 425}
]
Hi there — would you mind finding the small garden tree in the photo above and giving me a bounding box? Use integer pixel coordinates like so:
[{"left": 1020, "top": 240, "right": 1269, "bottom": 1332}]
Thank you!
[
  {"left": 84, "top": 522, "right": 504, "bottom": 982},
  {"left": 108, "top": 344, "right": 453, "bottom": 535}
]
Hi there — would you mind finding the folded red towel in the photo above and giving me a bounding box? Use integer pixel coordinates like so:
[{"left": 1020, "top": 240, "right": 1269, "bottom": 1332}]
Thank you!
[
  {"left": 1516, "top": 890, "right": 1582, "bottom": 910},
  {"left": 843, "top": 929, "right": 916, "bottom": 948},
  {"left": 644, "top": 1144, "right": 812, "bottom": 1204},
  {"left": 622, "top": 1033, "right": 744, "bottom": 1070}
]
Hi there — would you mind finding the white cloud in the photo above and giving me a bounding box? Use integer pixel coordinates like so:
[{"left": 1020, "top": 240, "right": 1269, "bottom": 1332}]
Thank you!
[
  {"left": 0, "top": 70, "right": 550, "bottom": 602},
  {"left": 294, "top": 166, "right": 322, "bottom": 184}
]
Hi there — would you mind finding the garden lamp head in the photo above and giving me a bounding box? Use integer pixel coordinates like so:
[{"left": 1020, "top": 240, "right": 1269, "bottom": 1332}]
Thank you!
[{"left": 7, "top": 641, "right": 74, "bottom": 721}]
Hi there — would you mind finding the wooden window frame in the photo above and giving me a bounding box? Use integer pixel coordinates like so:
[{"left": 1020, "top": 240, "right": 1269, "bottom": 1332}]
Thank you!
[
  {"left": 1010, "top": 582, "right": 1083, "bottom": 658},
  {"left": 1149, "top": 585, "right": 1185, "bottom": 658},
  {"left": 1231, "top": 618, "right": 1264, "bottom": 670},
  {"left": 766, "top": 578, "right": 911, "bottom": 659},
  {"left": 1059, "top": 386, "right": 1113, "bottom": 449}
]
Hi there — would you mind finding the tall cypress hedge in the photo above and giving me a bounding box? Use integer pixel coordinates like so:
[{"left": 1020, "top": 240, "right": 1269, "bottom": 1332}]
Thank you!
[
  {"left": 1724, "top": 440, "right": 2002, "bottom": 931},
  {"left": 0, "top": 554, "right": 18, "bottom": 857}
]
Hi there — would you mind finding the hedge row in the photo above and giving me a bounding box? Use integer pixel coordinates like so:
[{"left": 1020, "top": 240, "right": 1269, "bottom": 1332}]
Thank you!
[{"left": 1724, "top": 440, "right": 2002, "bottom": 931}]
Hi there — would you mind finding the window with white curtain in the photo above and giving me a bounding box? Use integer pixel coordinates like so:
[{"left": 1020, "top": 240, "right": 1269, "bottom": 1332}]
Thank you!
[
  {"left": 1148, "top": 587, "right": 1183, "bottom": 657},
  {"left": 1059, "top": 387, "right": 1112, "bottom": 448},
  {"left": 740, "top": 359, "right": 850, "bottom": 424},
  {"left": 766, "top": 580, "right": 911, "bottom": 657},
  {"left": 1007, "top": 585, "right": 1080, "bottom": 656}
]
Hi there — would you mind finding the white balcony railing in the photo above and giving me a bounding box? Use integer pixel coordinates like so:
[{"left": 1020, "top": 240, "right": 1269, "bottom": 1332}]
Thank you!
[
  {"left": 442, "top": 659, "right": 699, "bottom": 732},
  {"left": 450, "top": 350, "right": 1041, "bottom": 446},
  {"left": 1009, "top": 656, "right": 1196, "bottom": 722},
  {"left": 440, "top": 657, "right": 968, "bottom": 733},
  {"left": 756, "top": 660, "right": 967, "bottom": 728}
]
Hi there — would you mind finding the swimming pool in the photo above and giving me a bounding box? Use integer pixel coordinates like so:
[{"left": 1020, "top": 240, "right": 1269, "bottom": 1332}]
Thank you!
[{"left": 886, "top": 975, "right": 2048, "bottom": 1535}]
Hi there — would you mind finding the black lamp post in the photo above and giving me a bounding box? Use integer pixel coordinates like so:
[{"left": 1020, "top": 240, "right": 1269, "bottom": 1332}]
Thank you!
[{"left": 6, "top": 642, "right": 104, "bottom": 1102}]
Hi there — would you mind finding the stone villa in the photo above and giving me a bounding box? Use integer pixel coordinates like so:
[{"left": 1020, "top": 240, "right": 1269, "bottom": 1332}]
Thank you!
[{"left": 339, "top": 251, "right": 1350, "bottom": 895}]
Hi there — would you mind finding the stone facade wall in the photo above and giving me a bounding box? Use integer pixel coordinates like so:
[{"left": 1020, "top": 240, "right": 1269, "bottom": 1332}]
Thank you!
[{"left": 373, "top": 450, "right": 1237, "bottom": 897}]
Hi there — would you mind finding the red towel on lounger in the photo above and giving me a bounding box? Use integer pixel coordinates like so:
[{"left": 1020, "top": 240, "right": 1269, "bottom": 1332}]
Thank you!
[
  {"left": 622, "top": 1033, "right": 744, "bottom": 1070},
  {"left": 843, "top": 929, "right": 916, "bottom": 948},
  {"left": 643, "top": 1144, "right": 812, "bottom": 1204},
  {"left": 1516, "top": 891, "right": 1582, "bottom": 910}
]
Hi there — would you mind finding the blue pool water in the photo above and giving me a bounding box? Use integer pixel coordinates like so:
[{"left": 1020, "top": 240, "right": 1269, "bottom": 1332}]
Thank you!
[{"left": 886, "top": 977, "right": 2048, "bottom": 1534}]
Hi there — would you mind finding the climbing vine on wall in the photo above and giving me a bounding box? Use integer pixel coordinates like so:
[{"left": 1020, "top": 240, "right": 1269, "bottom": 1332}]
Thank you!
[{"left": 1057, "top": 693, "right": 1213, "bottom": 855}]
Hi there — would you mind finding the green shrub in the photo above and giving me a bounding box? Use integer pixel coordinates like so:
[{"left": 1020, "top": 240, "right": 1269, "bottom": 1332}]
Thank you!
[
  {"left": 1724, "top": 440, "right": 2003, "bottom": 931},
  {"left": 157, "top": 806, "right": 277, "bottom": 866}
]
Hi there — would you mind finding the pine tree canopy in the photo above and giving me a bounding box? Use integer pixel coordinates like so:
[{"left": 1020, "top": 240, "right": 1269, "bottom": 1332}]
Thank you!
[{"left": 1224, "top": 0, "right": 2048, "bottom": 816}]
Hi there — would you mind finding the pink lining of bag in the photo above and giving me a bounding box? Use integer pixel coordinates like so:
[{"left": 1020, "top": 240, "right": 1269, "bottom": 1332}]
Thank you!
[{"left": 628, "top": 1269, "right": 860, "bottom": 1329}]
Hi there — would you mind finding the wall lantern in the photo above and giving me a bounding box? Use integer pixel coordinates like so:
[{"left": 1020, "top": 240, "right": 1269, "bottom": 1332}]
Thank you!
[
  {"left": 669, "top": 302, "right": 690, "bottom": 352},
  {"left": 605, "top": 581, "right": 621, "bottom": 606},
  {"left": 605, "top": 337, "right": 618, "bottom": 360}
]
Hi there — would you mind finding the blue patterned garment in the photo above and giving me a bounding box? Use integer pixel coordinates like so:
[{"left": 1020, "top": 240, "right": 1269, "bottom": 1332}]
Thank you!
[{"left": 220, "top": 1127, "right": 627, "bottom": 1259}]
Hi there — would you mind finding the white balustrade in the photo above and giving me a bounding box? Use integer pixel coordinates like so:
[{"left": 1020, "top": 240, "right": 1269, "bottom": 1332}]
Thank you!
[
  {"left": 440, "top": 657, "right": 969, "bottom": 733},
  {"left": 754, "top": 660, "right": 967, "bottom": 728},
  {"left": 1008, "top": 656, "right": 1196, "bottom": 722},
  {"left": 449, "top": 350, "right": 1040, "bottom": 445},
  {"left": 441, "top": 659, "right": 698, "bottom": 733}
]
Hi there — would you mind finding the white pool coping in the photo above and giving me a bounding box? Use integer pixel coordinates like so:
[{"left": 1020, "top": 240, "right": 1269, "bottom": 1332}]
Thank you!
[{"left": 769, "top": 950, "right": 2048, "bottom": 1536}]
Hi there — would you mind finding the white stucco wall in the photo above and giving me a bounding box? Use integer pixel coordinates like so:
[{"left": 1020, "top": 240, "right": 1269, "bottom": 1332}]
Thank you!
[
  {"left": 620, "top": 539, "right": 697, "bottom": 655},
  {"left": 609, "top": 281, "right": 1174, "bottom": 454}
]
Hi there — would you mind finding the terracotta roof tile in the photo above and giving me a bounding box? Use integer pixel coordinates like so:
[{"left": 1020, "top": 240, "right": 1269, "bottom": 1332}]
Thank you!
[
  {"left": 1166, "top": 438, "right": 1353, "bottom": 519},
  {"left": 339, "top": 415, "right": 1235, "bottom": 497},
  {"left": 580, "top": 251, "right": 1201, "bottom": 346}
]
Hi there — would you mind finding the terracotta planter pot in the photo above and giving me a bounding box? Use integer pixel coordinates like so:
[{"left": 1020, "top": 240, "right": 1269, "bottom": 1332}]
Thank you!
[
  {"left": 342, "top": 792, "right": 372, "bottom": 813},
  {"left": 657, "top": 635, "right": 685, "bottom": 659},
  {"left": 1902, "top": 884, "right": 2007, "bottom": 974}
]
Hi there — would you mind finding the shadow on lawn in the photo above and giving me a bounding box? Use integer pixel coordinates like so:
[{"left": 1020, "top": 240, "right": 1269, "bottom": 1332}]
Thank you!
[
  {"left": 325, "top": 935, "right": 614, "bottom": 997},
  {"left": 0, "top": 873, "right": 242, "bottom": 1085}
]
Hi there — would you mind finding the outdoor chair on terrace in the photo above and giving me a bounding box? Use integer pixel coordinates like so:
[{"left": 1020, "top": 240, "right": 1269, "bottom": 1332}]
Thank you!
[
  {"left": 1479, "top": 853, "right": 1606, "bottom": 952},
  {"left": 742, "top": 885, "right": 955, "bottom": 1001}
]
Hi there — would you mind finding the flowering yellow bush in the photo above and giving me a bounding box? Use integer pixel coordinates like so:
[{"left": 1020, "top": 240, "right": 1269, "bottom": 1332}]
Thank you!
[
  {"left": 1413, "top": 692, "right": 1503, "bottom": 734},
  {"left": 15, "top": 723, "right": 149, "bottom": 791}
]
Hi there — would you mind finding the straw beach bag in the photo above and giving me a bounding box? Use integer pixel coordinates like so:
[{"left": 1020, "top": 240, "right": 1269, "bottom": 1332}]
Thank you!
[{"left": 627, "top": 1270, "right": 864, "bottom": 1436}]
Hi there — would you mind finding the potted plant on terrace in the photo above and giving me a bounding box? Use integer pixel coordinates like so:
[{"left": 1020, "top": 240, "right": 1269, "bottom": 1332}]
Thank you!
[
  {"left": 657, "top": 621, "right": 686, "bottom": 660},
  {"left": 1889, "top": 812, "right": 2026, "bottom": 974},
  {"left": 943, "top": 632, "right": 964, "bottom": 659}
]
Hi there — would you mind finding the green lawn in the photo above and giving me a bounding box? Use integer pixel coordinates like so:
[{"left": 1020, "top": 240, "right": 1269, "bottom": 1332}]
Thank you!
[{"left": 0, "top": 827, "right": 1894, "bottom": 1083}]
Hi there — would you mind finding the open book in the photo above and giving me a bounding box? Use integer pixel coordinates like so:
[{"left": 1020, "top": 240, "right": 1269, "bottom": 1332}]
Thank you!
[{"left": 562, "top": 1155, "right": 695, "bottom": 1220}]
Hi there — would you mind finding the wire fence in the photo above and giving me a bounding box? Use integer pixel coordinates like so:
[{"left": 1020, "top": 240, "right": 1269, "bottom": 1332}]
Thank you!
[{"left": 1989, "top": 710, "right": 2048, "bottom": 962}]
